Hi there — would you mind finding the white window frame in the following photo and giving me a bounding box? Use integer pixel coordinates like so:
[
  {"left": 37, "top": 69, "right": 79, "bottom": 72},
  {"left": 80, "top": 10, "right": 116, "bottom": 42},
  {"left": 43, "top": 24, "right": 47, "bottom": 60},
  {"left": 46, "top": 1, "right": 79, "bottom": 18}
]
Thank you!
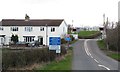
[
  {"left": 23, "top": 36, "right": 35, "bottom": 43},
  {"left": 0, "top": 27, "right": 3, "bottom": 31},
  {"left": 25, "top": 27, "right": 33, "bottom": 32},
  {"left": 11, "top": 27, "right": 18, "bottom": 31},
  {"left": 51, "top": 27, "right": 55, "bottom": 32},
  {"left": 40, "top": 27, "right": 44, "bottom": 31}
]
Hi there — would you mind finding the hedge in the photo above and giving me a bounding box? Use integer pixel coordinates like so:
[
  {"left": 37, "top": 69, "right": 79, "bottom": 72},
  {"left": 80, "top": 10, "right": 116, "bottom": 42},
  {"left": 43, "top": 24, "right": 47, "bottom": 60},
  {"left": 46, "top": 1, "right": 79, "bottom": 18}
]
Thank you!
[{"left": 2, "top": 46, "right": 67, "bottom": 70}]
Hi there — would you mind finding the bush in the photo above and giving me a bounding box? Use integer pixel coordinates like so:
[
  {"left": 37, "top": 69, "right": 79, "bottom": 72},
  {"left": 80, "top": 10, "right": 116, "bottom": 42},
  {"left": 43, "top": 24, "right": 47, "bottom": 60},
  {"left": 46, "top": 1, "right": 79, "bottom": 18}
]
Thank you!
[
  {"left": 70, "top": 35, "right": 75, "bottom": 41},
  {"left": 61, "top": 38, "right": 67, "bottom": 44},
  {"left": 2, "top": 46, "right": 67, "bottom": 70}
]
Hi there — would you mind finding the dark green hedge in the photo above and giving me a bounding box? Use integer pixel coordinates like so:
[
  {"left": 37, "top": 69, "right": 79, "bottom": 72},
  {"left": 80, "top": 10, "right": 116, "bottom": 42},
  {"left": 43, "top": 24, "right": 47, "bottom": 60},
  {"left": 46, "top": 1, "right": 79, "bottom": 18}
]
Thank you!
[{"left": 2, "top": 46, "right": 67, "bottom": 70}]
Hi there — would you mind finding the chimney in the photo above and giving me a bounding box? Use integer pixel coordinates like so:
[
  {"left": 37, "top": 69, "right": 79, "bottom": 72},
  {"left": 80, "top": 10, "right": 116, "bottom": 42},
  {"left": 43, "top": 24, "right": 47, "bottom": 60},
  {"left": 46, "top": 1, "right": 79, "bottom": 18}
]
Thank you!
[{"left": 25, "top": 14, "right": 30, "bottom": 21}]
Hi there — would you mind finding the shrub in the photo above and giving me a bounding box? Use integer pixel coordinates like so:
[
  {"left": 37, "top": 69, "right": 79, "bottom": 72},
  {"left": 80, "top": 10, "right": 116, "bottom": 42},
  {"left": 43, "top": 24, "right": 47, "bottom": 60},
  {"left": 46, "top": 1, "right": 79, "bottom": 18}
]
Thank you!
[
  {"left": 70, "top": 35, "right": 75, "bottom": 41},
  {"left": 61, "top": 38, "right": 67, "bottom": 44},
  {"left": 2, "top": 46, "right": 66, "bottom": 70}
]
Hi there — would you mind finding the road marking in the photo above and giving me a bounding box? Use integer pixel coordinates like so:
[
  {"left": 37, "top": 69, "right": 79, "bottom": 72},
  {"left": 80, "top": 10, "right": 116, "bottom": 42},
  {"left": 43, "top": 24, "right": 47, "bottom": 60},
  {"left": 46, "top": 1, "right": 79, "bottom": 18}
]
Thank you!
[
  {"left": 84, "top": 39, "right": 111, "bottom": 71},
  {"left": 94, "top": 59, "right": 99, "bottom": 63},
  {"left": 90, "top": 55, "right": 93, "bottom": 58},
  {"left": 84, "top": 39, "right": 91, "bottom": 56},
  {"left": 98, "top": 64, "right": 110, "bottom": 70}
]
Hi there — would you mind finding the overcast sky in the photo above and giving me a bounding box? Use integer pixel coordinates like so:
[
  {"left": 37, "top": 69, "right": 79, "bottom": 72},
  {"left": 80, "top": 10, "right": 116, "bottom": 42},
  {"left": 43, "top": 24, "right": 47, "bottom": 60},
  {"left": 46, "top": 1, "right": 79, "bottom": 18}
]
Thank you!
[{"left": 0, "top": 0, "right": 119, "bottom": 27}]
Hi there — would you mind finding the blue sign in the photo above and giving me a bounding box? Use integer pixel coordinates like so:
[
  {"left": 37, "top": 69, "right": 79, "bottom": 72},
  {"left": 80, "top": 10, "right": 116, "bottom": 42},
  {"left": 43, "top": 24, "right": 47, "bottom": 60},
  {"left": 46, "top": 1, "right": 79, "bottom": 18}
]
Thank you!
[
  {"left": 49, "top": 37, "right": 61, "bottom": 45},
  {"left": 65, "top": 37, "right": 71, "bottom": 41}
]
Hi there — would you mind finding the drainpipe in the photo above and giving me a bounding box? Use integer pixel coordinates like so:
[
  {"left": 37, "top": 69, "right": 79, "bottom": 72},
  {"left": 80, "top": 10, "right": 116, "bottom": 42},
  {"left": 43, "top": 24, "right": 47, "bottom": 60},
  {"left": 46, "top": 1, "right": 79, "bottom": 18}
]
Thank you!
[{"left": 46, "top": 24, "right": 48, "bottom": 47}]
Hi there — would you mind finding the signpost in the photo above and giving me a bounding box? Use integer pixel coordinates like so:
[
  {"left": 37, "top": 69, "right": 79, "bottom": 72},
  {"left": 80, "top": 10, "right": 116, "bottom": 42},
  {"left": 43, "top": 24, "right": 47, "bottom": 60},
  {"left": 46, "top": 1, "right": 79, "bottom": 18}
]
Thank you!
[
  {"left": 65, "top": 34, "right": 71, "bottom": 49},
  {"left": 49, "top": 37, "right": 61, "bottom": 53}
]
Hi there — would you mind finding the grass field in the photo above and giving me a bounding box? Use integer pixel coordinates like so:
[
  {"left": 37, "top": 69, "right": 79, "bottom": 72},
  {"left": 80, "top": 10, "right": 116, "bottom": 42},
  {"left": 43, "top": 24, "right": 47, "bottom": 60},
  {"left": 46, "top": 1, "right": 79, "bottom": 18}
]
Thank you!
[
  {"left": 78, "top": 31, "right": 100, "bottom": 37},
  {"left": 97, "top": 40, "right": 120, "bottom": 61},
  {"left": 36, "top": 47, "right": 73, "bottom": 70}
]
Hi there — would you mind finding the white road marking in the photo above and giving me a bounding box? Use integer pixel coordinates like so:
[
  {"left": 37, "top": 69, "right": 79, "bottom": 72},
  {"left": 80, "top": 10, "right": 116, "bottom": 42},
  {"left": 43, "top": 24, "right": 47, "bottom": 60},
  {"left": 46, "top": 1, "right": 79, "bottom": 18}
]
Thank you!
[
  {"left": 94, "top": 59, "right": 99, "bottom": 63},
  {"left": 84, "top": 39, "right": 91, "bottom": 56},
  {"left": 90, "top": 55, "right": 93, "bottom": 58},
  {"left": 84, "top": 39, "right": 111, "bottom": 70},
  {"left": 98, "top": 64, "right": 110, "bottom": 70}
]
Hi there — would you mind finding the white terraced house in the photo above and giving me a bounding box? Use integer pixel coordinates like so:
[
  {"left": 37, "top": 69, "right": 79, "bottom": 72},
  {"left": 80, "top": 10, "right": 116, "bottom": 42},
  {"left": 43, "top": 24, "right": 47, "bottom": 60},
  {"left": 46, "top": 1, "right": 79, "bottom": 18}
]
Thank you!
[{"left": 0, "top": 16, "right": 68, "bottom": 46}]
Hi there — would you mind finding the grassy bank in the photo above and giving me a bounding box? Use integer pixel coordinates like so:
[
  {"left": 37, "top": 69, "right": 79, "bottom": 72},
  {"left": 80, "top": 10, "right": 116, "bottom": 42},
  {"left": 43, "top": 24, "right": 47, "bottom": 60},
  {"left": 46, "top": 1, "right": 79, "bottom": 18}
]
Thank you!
[
  {"left": 97, "top": 40, "right": 120, "bottom": 61},
  {"left": 78, "top": 31, "right": 101, "bottom": 39},
  {"left": 97, "top": 39, "right": 107, "bottom": 50},
  {"left": 78, "top": 31, "right": 100, "bottom": 36},
  {"left": 36, "top": 47, "right": 73, "bottom": 70}
]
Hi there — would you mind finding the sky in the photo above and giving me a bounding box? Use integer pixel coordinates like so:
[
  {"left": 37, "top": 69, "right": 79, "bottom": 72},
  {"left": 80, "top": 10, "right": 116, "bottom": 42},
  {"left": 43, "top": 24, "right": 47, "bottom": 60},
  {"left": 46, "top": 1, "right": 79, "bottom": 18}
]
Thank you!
[{"left": 0, "top": 0, "right": 119, "bottom": 27}]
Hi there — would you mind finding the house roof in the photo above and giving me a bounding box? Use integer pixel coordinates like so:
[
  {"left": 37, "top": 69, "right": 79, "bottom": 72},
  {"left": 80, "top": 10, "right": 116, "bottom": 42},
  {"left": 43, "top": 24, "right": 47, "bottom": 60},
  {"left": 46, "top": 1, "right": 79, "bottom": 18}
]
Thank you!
[{"left": 1, "top": 19, "right": 64, "bottom": 26}]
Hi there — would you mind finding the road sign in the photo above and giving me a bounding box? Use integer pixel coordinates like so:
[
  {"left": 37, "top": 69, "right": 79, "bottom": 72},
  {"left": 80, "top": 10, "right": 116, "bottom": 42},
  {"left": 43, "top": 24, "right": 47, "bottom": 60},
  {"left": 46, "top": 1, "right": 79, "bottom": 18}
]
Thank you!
[
  {"left": 49, "top": 37, "right": 61, "bottom": 53},
  {"left": 66, "top": 34, "right": 70, "bottom": 37},
  {"left": 65, "top": 37, "right": 71, "bottom": 41},
  {"left": 49, "top": 45, "right": 60, "bottom": 50},
  {"left": 56, "top": 49, "right": 61, "bottom": 53},
  {"left": 49, "top": 37, "right": 61, "bottom": 45}
]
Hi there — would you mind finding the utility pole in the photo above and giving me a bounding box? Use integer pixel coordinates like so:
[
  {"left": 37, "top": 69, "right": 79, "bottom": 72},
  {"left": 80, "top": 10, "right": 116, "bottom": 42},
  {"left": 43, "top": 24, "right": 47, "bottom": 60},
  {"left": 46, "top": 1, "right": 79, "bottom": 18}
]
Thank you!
[
  {"left": 106, "top": 17, "right": 109, "bottom": 50},
  {"left": 103, "top": 13, "right": 105, "bottom": 26}
]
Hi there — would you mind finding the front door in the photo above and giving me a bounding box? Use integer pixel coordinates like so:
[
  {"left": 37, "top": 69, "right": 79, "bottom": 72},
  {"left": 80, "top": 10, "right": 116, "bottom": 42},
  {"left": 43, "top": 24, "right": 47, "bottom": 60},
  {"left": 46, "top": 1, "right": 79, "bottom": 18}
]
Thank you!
[{"left": 38, "top": 36, "right": 43, "bottom": 45}]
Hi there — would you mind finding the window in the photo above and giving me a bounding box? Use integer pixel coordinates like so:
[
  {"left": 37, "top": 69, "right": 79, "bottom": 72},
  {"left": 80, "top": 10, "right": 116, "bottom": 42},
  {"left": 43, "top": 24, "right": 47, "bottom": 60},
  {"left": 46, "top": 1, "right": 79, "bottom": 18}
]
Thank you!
[
  {"left": 51, "top": 27, "right": 55, "bottom": 32},
  {"left": 40, "top": 27, "right": 44, "bottom": 31},
  {"left": 0, "top": 27, "right": 3, "bottom": 31},
  {"left": 23, "top": 36, "right": 35, "bottom": 43},
  {"left": 25, "top": 27, "right": 33, "bottom": 32},
  {"left": 11, "top": 27, "right": 18, "bottom": 31}
]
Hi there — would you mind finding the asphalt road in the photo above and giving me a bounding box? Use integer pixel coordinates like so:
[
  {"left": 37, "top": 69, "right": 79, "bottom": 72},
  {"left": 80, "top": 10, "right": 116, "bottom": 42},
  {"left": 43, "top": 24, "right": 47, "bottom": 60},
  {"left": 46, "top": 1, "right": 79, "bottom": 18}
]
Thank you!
[{"left": 72, "top": 39, "right": 119, "bottom": 71}]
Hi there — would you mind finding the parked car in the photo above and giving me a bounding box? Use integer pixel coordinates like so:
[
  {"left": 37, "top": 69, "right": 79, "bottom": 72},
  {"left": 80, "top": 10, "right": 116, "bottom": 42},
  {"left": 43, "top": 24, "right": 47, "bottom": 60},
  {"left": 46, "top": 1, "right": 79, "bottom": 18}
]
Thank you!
[{"left": 27, "top": 41, "right": 40, "bottom": 47}]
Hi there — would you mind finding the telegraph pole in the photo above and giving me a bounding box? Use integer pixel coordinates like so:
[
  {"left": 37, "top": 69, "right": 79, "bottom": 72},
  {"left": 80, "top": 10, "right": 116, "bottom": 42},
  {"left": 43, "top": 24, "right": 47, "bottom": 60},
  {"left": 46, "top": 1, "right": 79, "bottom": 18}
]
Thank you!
[{"left": 103, "top": 13, "right": 105, "bottom": 26}]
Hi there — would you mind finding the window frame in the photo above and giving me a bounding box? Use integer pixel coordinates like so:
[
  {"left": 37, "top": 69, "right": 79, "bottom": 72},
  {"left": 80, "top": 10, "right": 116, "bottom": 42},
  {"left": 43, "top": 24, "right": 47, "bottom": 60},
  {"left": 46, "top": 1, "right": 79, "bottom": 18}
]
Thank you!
[
  {"left": 51, "top": 27, "right": 55, "bottom": 32},
  {"left": 40, "top": 27, "right": 44, "bottom": 31},
  {"left": 0, "top": 27, "right": 3, "bottom": 31},
  {"left": 11, "top": 27, "right": 18, "bottom": 31},
  {"left": 25, "top": 26, "right": 33, "bottom": 32}
]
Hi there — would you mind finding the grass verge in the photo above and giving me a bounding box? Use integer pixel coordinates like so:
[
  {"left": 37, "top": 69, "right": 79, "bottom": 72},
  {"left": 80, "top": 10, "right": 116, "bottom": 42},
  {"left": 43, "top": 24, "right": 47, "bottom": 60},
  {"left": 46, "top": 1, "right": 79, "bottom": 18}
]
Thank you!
[
  {"left": 35, "top": 47, "right": 73, "bottom": 70},
  {"left": 97, "top": 40, "right": 120, "bottom": 61},
  {"left": 69, "top": 40, "right": 78, "bottom": 44},
  {"left": 97, "top": 39, "right": 107, "bottom": 50}
]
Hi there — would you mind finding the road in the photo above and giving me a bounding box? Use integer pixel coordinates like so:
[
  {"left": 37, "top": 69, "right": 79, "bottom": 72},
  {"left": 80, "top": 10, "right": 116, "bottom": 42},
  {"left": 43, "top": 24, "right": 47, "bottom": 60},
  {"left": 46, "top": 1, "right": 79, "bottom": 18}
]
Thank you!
[{"left": 72, "top": 39, "right": 119, "bottom": 71}]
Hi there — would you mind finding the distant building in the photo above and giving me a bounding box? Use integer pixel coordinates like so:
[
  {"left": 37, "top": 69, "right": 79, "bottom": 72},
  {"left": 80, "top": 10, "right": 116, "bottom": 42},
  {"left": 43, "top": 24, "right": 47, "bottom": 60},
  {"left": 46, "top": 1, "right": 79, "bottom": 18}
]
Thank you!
[
  {"left": 83, "top": 26, "right": 99, "bottom": 31},
  {"left": 0, "top": 15, "right": 68, "bottom": 46}
]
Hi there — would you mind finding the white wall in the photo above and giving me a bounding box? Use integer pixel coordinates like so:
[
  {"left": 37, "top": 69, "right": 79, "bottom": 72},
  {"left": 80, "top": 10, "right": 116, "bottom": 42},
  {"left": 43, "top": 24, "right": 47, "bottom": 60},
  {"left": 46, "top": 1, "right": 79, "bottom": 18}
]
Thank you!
[{"left": 0, "top": 21, "right": 68, "bottom": 45}]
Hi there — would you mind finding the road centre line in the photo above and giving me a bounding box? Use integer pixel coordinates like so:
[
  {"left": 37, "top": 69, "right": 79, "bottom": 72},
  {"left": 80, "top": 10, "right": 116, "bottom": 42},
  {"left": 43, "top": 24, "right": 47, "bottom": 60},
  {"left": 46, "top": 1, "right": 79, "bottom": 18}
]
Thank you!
[
  {"left": 84, "top": 39, "right": 111, "bottom": 70},
  {"left": 84, "top": 39, "right": 91, "bottom": 56},
  {"left": 94, "top": 59, "right": 99, "bottom": 63},
  {"left": 98, "top": 64, "right": 110, "bottom": 70},
  {"left": 90, "top": 55, "right": 93, "bottom": 58}
]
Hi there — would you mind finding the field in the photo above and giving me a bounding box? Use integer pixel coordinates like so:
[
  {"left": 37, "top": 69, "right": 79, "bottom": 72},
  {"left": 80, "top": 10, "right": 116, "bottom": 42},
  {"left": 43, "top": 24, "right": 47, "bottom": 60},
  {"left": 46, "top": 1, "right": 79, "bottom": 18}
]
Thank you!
[
  {"left": 78, "top": 31, "right": 101, "bottom": 39},
  {"left": 78, "top": 31, "right": 100, "bottom": 37}
]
